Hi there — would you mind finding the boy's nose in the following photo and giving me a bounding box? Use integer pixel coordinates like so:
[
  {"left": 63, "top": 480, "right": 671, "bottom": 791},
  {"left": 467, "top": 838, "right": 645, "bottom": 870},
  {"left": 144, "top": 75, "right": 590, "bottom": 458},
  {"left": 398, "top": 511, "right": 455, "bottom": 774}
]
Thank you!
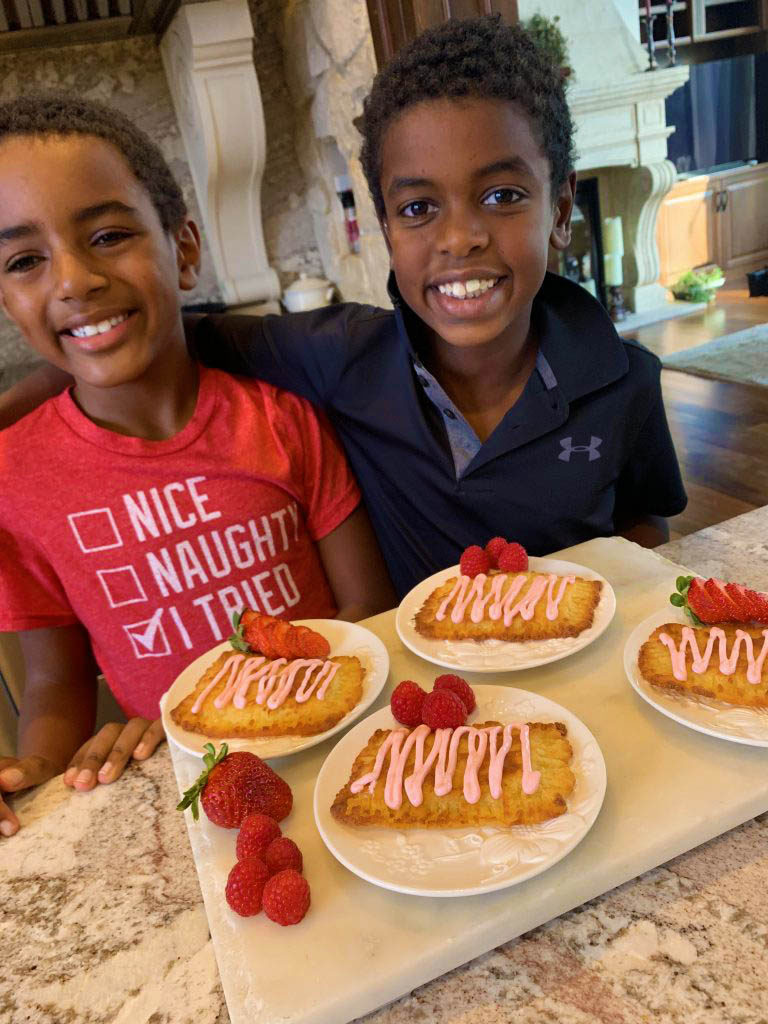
[
  {"left": 436, "top": 207, "right": 489, "bottom": 259},
  {"left": 52, "top": 249, "right": 108, "bottom": 301}
]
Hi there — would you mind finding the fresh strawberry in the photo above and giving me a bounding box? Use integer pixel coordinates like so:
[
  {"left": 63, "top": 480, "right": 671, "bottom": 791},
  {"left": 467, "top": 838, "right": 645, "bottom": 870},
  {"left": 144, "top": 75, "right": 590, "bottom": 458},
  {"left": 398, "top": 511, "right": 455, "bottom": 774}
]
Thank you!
[
  {"left": 433, "top": 674, "right": 476, "bottom": 713},
  {"left": 269, "top": 620, "right": 294, "bottom": 658},
  {"left": 255, "top": 621, "right": 283, "bottom": 659},
  {"left": 265, "top": 837, "right": 303, "bottom": 875},
  {"left": 421, "top": 689, "right": 467, "bottom": 730},
  {"left": 723, "top": 582, "right": 768, "bottom": 623},
  {"left": 459, "top": 545, "right": 491, "bottom": 578},
  {"left": 262, "top": 869, "right": 311, "bottom": 926},
  {"left": 685, "top": 578, "right": 720, "bottom": 623},
  {"left": 297, "top": 627, "right": 331, "bottom": 660},
  {"left": 236, "top": 812, "right": 281, "bottom": 861},
  {"left": 497, "top": 542, "right": 528, "bottom": 573},
  {"left": 177, "top": 743, "right": 291, "bottom": 828},
  {"left": 225, "top": 857, "right": 270, "bottom": 917},
  {"left": 704, "top": 579, "right": 741, "bottom": 621},
  {"left": 390, "top": 680, "right": 427, "bottom": 726},
  {"left": 484, "top": 537, "right": 508, "bottom": 568}
]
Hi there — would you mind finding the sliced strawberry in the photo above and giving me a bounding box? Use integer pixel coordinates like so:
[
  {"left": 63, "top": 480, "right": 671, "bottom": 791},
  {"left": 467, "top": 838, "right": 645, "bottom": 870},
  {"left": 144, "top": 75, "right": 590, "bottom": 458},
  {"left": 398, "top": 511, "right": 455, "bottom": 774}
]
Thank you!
[
  {"left": 269, "top": 620, "right": 294, "bottom": 659},
  {"left": 704, "top": 578, "right": 741, "bottom": 622},
  {"left": 299, "top": 628, "right": 331, "bottom": 660},
  {"left": 686, "top": 578, "right": 721, "bottom": 623},
  {"left": 242, "top": 611, "right": 273, "bottom": 648},
  {"left": 255, "top": 621, "right": 282, "bottom": 659},
  {"left": 748, "top": 590, "right": 768, "bottom": 624},
  {"left": 724, "top": 583, "right": 759, "bottom": 622},
  {"left": 289, "top": 626, "right": 312, "bottom": 659}
]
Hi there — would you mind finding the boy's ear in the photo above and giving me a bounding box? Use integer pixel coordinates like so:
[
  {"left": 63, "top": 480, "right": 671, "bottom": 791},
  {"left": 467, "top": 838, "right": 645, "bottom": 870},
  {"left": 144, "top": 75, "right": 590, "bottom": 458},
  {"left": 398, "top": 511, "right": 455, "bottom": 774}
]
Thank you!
[
  {"left": 549, "top": 171, "right": 577, "bottom": 252},
  {"left": 174, "top": 219, "right": 202, "bottom": 292}
]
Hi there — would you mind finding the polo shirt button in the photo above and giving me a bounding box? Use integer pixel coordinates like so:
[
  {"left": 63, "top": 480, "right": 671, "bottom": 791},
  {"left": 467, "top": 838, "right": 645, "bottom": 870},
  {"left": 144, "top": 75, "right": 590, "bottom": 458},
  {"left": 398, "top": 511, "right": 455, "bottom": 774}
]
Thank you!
[{"left": 444, "top": 408, "right": 457, "bottom": 419}]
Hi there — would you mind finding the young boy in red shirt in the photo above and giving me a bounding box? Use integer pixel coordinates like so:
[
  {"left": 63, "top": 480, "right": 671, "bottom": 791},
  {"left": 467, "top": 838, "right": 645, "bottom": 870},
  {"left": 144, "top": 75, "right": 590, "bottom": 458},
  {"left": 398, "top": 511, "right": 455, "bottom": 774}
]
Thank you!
[{"left": 0, "top": 96, "right": 394, "bottom": 838}]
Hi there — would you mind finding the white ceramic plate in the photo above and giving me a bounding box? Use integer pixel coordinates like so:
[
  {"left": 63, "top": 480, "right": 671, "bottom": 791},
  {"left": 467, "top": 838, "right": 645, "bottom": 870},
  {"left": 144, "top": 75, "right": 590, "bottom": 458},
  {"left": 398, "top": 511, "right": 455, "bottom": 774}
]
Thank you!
[
  {"left": 313, "top": 685, "right": 606, "bottom": 897},
  {"left": 395, "top": 558, "right": 616, "bottom": 673},
  {"left": 160, "top": 619, "right": 390, "bottom": 759},
  {"left": 624, "top": 609, "right": 768, "bottom": 747}
]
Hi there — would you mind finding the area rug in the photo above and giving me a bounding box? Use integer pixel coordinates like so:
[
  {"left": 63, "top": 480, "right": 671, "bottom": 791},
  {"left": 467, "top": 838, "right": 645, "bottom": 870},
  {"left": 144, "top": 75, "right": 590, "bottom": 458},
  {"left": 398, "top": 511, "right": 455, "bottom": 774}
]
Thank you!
[{"left": 661, "top": 323, "right": 768, "bottom": 387}]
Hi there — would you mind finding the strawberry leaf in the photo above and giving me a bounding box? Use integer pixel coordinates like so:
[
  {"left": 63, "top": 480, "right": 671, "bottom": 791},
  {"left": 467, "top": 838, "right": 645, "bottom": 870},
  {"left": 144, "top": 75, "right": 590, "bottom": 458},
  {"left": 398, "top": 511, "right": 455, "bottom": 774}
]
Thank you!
[
  {"left": 228, "top": 609, "right": 251, "bottom": 654},
  {"left": 669, "top": 576, "right": 702, "bottom": 625},
  {"left": 177, "top": 742, "right": 229, "bottom": 821}
]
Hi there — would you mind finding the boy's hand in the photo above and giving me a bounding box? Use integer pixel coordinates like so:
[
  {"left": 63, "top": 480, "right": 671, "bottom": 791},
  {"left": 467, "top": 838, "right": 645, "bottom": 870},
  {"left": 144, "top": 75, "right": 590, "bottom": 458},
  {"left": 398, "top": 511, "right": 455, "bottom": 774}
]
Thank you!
[
  {"left": 0, "top": 754, "right": 61, "bottom": 837},
  {"left": 63, "top": 718, "right": 166, "bottom": 791}
]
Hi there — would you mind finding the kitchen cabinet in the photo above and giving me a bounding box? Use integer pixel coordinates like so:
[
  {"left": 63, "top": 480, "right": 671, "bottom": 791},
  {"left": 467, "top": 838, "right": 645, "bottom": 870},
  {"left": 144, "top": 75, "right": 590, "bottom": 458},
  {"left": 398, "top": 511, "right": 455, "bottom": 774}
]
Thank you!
[{"left": 656, "top": 160, "right": 768, "bottom": 281}]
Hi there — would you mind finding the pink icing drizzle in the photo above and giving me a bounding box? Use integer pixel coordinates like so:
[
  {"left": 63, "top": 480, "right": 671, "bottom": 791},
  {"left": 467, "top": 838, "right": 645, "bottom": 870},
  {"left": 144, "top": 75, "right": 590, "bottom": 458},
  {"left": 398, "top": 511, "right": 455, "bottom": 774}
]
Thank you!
[
  {"left": 435, "top": 573, "right": 576, "bottom": 626},
  {"left": 191, "top": 653, "right": 341, "bottom": 713},
  {"left": 349, "top": 723, "right": 542, "bottom": 811},
  {"left": 659, "top": 626, "right": 768, "bottom": 685}
]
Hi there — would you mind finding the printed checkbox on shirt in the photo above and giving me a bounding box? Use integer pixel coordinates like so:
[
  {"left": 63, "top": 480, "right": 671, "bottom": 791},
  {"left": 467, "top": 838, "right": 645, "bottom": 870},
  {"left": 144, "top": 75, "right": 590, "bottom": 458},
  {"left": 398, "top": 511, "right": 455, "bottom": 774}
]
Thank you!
[
  {"left": 68, "top": 507, "right": 123, "bottom": 553},
  {"left": 97, "top": 565, "right": 148, "bottom": 608},
  {"left": 123, "top": 609, "right": 172, "bottom": 659}
]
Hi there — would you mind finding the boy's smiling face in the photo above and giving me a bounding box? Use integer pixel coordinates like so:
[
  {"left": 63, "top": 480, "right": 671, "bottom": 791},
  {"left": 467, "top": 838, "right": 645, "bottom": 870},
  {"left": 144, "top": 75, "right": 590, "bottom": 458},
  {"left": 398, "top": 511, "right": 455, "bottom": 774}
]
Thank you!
[
  {"left": 379, "top": 97, "right": 574, "bottom": 352},
  {"left": 0, "top": 134, "right": 199, "bottom": 390}
]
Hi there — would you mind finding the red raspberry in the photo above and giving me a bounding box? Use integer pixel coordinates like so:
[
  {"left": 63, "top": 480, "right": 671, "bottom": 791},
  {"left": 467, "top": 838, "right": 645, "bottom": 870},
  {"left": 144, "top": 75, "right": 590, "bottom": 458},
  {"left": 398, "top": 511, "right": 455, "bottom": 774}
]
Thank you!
[
  {"left": 262, "top": 869, "right": 311, "bottom": 926},
  {"left": 421, "top": 688, "right": 467, "bottom": 730},
  {"left": 497, "top": 542, "right": 528, "bottom": 573},
  {"left": 225, "top": 857, "right": 270, "bottom": 917},
  {"left": 484, "top": 537, "right": 508, "bottom": 567},
  {"left": 433, "top": 674, "right": 476, "bottom": 714},
  {"left": 459, "top": 545, "right": 491, "bottom": 578},
  {"left": 265, "top": 837, "right": 303, "bottom": 875},
  {"left": 236, "top": 812, "right": 281, "bottom": 861},
  {"left": 390, "top": 680, "right": 427, "bottom": 726}
]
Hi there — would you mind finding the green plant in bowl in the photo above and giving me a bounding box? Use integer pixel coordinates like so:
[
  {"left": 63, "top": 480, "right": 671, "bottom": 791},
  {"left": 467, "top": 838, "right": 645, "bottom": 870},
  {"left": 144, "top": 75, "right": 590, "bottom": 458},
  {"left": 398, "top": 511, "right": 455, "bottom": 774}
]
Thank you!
[
  {"left": 524, "top": 14, "right": 571, "bottom": 82},
  {"left": 670, "top": 266, "right": 725, "bottom": 303}
]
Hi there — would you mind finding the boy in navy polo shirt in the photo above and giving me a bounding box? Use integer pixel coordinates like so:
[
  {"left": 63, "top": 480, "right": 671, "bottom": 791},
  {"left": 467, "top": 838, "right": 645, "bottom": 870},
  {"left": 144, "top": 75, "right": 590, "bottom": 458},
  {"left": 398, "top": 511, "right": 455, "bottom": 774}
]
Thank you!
[{"left": 0, "top": 18, "right": 686, "bottom": 598}]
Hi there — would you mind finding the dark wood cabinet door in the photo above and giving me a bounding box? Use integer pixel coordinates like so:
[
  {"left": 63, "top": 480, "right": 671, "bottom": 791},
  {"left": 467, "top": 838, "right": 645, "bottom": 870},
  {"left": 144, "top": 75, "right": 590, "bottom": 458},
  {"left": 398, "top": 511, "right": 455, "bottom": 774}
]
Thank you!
[{"left": 366, "top": 0, "right": 519, "bottom": 66}]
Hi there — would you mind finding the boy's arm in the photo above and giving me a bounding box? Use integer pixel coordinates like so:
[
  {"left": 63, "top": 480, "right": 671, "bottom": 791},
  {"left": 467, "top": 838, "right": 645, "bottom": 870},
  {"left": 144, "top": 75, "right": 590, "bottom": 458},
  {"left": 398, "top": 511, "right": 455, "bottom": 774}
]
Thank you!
[
  {"left": 316, "top": 505, "right": 396, "bottom": 622},
  {"left": 0, "top": 625, "right": 164, "bottom": 838},
  {"left": 616, "top": 514, "right": 670, "bottom": 548},
  {"left": 186, "top": 307, "right": 354, "bottom": 407},
  {"left": 0, "top": 364, "right": 72, "bottom": 430}
]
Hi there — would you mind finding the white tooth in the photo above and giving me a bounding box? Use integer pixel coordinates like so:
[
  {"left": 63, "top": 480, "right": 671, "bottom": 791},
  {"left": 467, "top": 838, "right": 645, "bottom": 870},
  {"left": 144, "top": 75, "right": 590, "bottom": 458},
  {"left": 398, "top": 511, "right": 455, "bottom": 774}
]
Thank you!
[
  {"left": 465, "top": 279, "right": 480, "bottom": 295},
  {"left": 452, "top": 282, "right": 466, "bottom": 298},
  {"left": 438, "top": 284, "right": 449, "bottom": 295},
  {"left": 94, "top": 319, "right": 113, "bottom": 334}
]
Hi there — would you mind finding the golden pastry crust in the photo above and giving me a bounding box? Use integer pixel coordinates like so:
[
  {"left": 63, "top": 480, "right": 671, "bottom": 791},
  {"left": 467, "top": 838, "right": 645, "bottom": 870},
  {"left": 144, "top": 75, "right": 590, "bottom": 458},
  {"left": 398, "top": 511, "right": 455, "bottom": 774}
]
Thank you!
[
  {"left": 331, "top": 720, "right": 574, "bottom": 828},
  {"left": 414, "top": 571, "right": 602, "bottom": 642},
  {"left": 171, "top": 651, "right": 364, "bottom": 737},
  {"left": 638, "top": 622, "right": 768, "bottom": 708}
]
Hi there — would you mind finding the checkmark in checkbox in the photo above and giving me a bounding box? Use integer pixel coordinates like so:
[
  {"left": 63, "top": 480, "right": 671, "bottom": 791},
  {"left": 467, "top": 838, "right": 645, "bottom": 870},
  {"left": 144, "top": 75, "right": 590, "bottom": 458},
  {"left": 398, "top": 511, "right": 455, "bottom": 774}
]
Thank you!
[{"left": 123, "top": 608, "right": 171, "bottom": 659}]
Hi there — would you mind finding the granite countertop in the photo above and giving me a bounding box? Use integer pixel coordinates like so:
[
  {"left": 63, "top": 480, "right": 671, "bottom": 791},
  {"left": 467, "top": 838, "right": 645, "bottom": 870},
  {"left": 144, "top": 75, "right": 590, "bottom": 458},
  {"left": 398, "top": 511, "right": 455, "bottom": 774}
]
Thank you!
[{"left": 3, "top": 507, "right": 768, "bottom": 1024}]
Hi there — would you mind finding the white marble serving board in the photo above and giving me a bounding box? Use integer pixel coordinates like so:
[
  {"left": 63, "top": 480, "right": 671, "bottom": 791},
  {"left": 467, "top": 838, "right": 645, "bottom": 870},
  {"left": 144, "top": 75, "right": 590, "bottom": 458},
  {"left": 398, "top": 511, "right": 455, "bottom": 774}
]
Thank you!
[{"left": 170, "top": 536, "right": 768, "bottom": 1024}]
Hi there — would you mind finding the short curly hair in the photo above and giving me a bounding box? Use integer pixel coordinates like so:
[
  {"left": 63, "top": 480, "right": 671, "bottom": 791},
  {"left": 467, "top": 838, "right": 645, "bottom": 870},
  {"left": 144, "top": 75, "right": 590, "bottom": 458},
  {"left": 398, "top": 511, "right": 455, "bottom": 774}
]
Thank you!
[
  {"left": 0, "top": 93, "right": 187, "bottom": 232},
  {"left": 360, "top": 16, "right": 575, "bottom": 218}
]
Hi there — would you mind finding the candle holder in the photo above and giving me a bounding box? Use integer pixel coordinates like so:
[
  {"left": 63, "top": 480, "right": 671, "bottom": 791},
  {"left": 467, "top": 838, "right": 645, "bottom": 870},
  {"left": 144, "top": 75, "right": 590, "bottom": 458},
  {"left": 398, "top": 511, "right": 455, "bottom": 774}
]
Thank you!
[
  {"left": 607, "top": 285, "right": 627, "bottom": 323},
  {"left": 666, "top": 1, "right": 677, "bottom": 66},
  {"left": 642, "top": 12, "right": 658, "bottom": 71}
]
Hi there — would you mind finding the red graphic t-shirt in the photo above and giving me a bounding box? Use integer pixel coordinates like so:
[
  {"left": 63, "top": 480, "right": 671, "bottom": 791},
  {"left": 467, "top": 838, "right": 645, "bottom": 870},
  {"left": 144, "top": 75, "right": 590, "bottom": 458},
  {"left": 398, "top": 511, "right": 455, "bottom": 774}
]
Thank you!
[{"left": 0, "top": 367, "right": 360, "bottom": 718}]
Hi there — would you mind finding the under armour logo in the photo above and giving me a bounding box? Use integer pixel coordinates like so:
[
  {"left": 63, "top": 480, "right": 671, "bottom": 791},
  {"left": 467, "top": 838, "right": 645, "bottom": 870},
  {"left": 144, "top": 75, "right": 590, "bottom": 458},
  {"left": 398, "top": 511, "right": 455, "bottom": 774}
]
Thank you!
[{"left": 558, "top": 436, "right": 602, "bottom": 462}]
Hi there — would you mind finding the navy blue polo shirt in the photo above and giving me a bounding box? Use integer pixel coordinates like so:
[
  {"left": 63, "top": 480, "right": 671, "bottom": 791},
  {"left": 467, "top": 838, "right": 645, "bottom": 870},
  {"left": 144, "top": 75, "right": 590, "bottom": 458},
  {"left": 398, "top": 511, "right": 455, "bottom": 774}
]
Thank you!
[{"left": 195, "top": 273, "right": 687, "bottom": 597}]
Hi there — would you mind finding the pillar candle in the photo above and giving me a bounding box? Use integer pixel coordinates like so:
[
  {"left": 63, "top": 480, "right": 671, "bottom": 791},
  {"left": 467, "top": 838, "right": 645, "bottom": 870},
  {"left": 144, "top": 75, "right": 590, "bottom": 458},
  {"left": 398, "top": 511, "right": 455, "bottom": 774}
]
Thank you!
[
  {"left": 603, "top": 216, "right": 624, "bottom": 256},
  {"left": 604, "top": 253, "right": 623, "bottom": 286}
]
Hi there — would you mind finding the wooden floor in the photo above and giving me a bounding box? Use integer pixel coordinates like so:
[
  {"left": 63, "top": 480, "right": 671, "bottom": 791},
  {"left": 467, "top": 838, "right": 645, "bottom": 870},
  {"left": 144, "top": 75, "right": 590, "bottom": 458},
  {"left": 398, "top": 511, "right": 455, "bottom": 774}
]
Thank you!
[{"left": 623, "top": 263, "right": 768, "bottom": 541}]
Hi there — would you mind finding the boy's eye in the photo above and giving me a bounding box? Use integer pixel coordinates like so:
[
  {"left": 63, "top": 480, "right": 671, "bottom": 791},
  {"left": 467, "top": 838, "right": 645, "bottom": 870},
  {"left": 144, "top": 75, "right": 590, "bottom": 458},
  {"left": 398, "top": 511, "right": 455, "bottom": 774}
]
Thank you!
[
  {"left": 93, "top": 229, "right": 133, "bottom": 246},
  {"left": 6, "top": 253, "right": 43, "bottom": 273},
  {"left": 482, "top": 188, "right": 524, "bottom": 206},
  {"left": 400, "top": 200, "right": 437, "bottom": 219}
]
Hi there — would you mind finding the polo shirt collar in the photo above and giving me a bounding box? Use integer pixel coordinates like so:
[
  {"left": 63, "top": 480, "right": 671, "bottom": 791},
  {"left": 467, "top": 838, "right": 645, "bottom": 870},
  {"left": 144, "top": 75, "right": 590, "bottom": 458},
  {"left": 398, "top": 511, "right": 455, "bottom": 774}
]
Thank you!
[{"left": 387, "top": 270, "right": 628, "bottom": 403}]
